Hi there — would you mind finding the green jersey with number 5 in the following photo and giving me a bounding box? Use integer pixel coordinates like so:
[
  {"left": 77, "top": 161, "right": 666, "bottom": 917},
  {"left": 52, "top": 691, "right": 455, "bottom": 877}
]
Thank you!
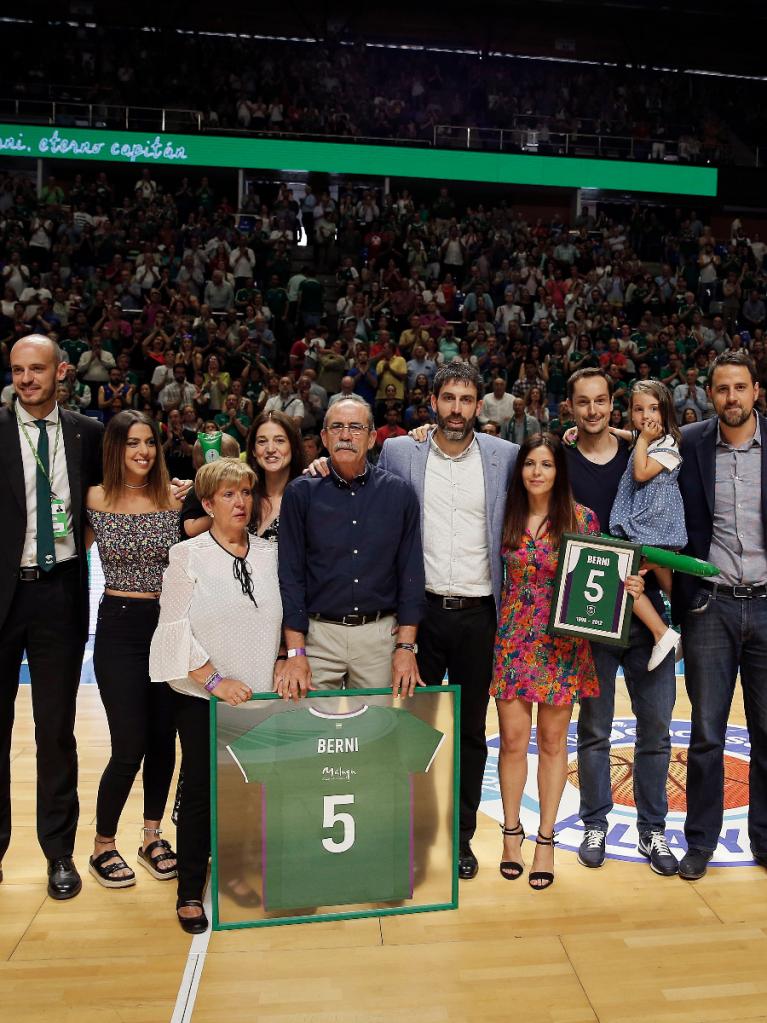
[
  {"left": 226, "top": 704, "right": 444, "bottom": 911},
  {"left": 562, "top": 545, "right": 624, "bottom": 633}
]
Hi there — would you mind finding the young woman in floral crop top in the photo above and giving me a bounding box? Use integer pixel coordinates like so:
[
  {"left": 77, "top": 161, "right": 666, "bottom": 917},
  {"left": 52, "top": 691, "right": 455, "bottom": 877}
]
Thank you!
[{"left": 86, "top": 410, "right": 182, "bottom": 890}]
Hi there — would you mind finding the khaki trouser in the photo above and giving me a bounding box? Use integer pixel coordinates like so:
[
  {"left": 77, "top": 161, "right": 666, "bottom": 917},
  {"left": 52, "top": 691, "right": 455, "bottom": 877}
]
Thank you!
[{"left": 305, "top": 615, "right": 397, "bottom": 690}]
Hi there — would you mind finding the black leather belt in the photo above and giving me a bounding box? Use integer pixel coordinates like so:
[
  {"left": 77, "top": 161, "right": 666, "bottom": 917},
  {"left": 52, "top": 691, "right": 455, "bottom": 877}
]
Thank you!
[
  {"left": 426, "top": 591, "right": 493, "bottom": 610},
  {"left": 703, "top": 581, "right": 767, "bottom": 599},
  {"left": 309, "top": 609, "right": 395, "bottom": 626},
  {"left": 19, "top": 560, "right": 79, "bottom": 581}
]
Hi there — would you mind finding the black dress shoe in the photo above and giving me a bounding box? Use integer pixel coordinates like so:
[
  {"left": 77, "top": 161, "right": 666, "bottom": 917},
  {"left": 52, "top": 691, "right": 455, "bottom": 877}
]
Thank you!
[
  {"left": 458, "top": 844, "right": 479, "bottom": 880},
  {"left": 47, "top": 857, "right": 82, "bottom": 900},
  {"left": 678, "top": 848, "right": 712, "bottom": 880},
  {"left": 752, "top": 850, "right": 767, "bottom": 868}
]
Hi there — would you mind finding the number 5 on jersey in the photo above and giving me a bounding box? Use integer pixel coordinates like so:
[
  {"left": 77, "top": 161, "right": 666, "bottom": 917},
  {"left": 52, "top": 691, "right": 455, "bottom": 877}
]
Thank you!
[
  {"left": 583, "top": 568, "right": 605, "bottom": 603},
  {"left": 322, "top": 794, "right": 355, "bottom": 853}
]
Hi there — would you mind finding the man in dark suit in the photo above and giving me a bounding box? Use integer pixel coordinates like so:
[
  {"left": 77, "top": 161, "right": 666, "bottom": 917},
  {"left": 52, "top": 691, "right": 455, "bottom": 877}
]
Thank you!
[
  {"left": 674, "top": 350, "right": 767, "bottom": 880},
  {"left": 0, "top": 334, "right": 103, "bottom": 898}
]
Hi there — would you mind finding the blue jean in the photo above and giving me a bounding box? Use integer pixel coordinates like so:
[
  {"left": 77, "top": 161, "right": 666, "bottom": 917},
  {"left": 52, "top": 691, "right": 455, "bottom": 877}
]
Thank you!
[
  {"left": 577, "top": 597, "right": 676, "bottom": 835},
  {"left": 682, "top": 587, "right": 767, "bottom": 855}
]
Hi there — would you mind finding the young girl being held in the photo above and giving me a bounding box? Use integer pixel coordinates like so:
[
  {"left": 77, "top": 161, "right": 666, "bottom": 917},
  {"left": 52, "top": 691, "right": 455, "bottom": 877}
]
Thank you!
[{"left": 608, "top": 381, "right": 688, "bottom": 671}]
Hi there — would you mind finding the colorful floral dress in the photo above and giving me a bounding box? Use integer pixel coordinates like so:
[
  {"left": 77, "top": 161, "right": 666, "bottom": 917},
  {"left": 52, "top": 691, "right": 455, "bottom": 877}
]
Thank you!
[{"left": 491, "top": 503, "right": 600, "bottom": 705}]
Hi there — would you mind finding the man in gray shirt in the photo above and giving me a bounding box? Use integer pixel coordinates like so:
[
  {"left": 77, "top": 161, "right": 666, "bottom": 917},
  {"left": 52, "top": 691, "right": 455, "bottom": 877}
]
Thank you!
[
  {"left": 203, "top": 270, "right": 234, "bottom": 312},
  {"left": 674, "top": 350, "right": 767, "bottom": 879}
]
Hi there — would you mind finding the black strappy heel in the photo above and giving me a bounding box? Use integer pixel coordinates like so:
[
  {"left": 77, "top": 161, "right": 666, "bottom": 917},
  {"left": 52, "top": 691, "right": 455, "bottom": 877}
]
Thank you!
[
  {"left": 499, "top": 821, "right": 525, "bottom": 880},
  {"left": 529, "top": 830, "right": 557, "bottom": 890}
]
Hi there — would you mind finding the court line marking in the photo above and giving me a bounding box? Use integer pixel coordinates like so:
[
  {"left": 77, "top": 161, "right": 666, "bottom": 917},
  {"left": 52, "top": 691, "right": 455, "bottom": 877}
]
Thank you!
[{"left": 171, "top": 883, "right": 213, "bottom": 1023}]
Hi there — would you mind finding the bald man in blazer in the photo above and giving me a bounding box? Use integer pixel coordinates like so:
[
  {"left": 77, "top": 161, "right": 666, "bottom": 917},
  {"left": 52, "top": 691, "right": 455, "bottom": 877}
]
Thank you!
[{"left": 0, "top": 335, "right": 103, "bottom": 898}]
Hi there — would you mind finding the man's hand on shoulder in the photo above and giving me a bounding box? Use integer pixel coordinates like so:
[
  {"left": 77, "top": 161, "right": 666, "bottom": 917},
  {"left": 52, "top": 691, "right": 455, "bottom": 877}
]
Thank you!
[
  {"left": 170, "top": 477, "right": 193, "bottom": 500},
  {"left": 303, "top": 456, "right": 330, "bottom": 478},
  {"left": 408, "top": 424, "right": 435, "bottom": 443}
]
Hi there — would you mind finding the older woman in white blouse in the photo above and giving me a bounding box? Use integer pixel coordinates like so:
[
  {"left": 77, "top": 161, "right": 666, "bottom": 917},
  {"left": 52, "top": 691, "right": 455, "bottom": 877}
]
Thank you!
[{"left": 149, "top": 458, "right": 283, "bottom": 933}]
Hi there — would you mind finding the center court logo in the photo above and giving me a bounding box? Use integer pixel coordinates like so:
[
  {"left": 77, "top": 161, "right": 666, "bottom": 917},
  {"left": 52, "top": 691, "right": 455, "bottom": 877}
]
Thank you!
[{"left": 480, "top": 717, "right": 755, "bottom": 867}]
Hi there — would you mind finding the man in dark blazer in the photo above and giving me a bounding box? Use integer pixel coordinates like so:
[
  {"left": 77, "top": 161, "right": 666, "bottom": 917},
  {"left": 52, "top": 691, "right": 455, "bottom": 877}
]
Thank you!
[
  {"left": 0, "top": 334, "right": 103, "bottom": 898},
  {"left": 674, "top": 350, "right": 767, "bottom": 880}
]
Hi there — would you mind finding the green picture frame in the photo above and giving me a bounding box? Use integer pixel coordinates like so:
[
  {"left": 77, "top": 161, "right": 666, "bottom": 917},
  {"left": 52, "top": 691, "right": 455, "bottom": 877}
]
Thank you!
[
  {"left": 209, "top": 686, "right": 460, "bottom": 930},
  {"left": 549, "top": 533, "right": 641, "bottom": 647}
]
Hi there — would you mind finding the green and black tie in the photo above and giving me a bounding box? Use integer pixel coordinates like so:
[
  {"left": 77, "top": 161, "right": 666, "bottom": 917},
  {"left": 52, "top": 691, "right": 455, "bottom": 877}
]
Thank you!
[{"left": 35, "top": 419, "right": 56, "bottom": 572}]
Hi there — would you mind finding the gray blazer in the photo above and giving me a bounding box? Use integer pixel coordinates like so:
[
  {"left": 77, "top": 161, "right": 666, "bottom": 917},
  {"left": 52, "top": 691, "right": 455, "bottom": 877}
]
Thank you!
[{"left": 378, "top": 431, "right": 519, "bottom": 614}]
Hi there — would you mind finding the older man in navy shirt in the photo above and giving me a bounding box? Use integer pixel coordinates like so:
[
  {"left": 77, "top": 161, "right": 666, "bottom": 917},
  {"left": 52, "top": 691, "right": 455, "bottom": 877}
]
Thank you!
[{"left": 278, "top": 397, "right": 425, "bottom": 699}]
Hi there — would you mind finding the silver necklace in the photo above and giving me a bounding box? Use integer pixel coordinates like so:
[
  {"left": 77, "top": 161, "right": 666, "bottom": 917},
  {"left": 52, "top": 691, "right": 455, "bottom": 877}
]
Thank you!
[{"left": 124, "top": 481, "right": 150, "bottom": 489}]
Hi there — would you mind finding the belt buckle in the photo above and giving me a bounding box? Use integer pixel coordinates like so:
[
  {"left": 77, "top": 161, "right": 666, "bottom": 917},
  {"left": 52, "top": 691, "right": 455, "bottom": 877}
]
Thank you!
[
  {"left": 732, "top": 585, "right": 751, "bottom": 598},
  {"left": 342, "top": 613, "right": 363, "bottom": 626},
  {"left": 19, "top": 567, "right": 39, "bottom": 581},
  {"left": 442, "top": 597, "right": 462, "bottom": 610}
]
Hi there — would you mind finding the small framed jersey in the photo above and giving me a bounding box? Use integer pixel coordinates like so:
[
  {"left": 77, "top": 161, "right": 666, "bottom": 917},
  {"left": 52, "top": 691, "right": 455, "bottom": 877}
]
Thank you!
[
  {"left": 210, "top": 686, "right": 460, "bottom": 929},
  {"left": 549, "top": 533, "right": 641, "bottom": 647}
]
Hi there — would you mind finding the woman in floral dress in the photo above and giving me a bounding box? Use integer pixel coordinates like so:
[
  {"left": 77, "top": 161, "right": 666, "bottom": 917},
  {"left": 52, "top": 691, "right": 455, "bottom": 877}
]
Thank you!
[{"left": 490, "top": 433, "right": 600, "bottom": 890}]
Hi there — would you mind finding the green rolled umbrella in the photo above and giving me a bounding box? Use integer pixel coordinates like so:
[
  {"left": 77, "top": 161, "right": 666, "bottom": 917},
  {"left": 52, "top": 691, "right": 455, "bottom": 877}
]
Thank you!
[
  {"left": 597, "top": 535, "right": 720, "bottom": 576},
  {"left": 638, "top": 545, "right": 720, "bottom": 577}
]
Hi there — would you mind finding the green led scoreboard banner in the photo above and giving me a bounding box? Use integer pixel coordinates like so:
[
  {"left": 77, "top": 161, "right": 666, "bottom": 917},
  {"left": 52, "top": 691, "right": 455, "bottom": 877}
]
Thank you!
[
  {"left": 0, "top": 124, "right": 718, "bottom": 196},
  {"left": 549, "top": 533, "right": 641, "bottom": 647},
  {"left": 210, "top": 687, "right": 459, "bottom": 929}
]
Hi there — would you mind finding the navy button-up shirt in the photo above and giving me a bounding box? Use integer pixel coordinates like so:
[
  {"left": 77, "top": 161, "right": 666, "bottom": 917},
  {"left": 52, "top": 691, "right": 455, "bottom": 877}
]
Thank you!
[{"left": 278, "top": 461, "right": 425, "bottom": 633}]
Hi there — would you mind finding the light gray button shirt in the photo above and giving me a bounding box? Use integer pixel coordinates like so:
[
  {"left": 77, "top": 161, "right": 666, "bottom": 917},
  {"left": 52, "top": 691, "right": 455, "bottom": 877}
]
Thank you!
[
  {"left": 708, "top": 413, "right": 767, "bottom": 585},
  {"left": 422, "top": 433, "right": 492, "bottom": 597}
]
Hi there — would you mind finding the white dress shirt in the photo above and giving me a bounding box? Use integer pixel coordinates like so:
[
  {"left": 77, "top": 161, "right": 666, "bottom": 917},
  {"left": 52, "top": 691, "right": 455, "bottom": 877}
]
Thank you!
[
  {"left": 16, "top": 402, "right": 76, "bottom": 567},
  {"left": 422, "top": 434, "right": 491, "bottom": 597}
]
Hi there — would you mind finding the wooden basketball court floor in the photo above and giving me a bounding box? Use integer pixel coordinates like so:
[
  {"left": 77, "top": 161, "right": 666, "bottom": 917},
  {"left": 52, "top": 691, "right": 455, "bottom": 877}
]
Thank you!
[{"left": 2, "top": 679, "right": 766, "bottom": 1023}]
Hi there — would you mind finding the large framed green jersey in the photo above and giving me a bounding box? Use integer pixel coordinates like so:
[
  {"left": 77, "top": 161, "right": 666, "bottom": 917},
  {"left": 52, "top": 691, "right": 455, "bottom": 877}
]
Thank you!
[
  {"left": 210, "top": 687, "right": 459, "bottom": 929},
  {"left": 549, "top": 533, "right": 640, "bottom": 646}
]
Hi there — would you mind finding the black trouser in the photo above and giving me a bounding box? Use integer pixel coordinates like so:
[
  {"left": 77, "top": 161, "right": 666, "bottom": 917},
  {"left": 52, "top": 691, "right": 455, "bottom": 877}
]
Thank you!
[
  {"left": 0, "top": 561, "right": 84, "bottom": 861},
  {"left": 417, "top": 595, "right": 497, "bottom": 845},
  {"left": 173, "top": 689, "right": 210, "bottom": 903},
  {"left": 93, "top": 595, "right": 176, "bottom": 837}
]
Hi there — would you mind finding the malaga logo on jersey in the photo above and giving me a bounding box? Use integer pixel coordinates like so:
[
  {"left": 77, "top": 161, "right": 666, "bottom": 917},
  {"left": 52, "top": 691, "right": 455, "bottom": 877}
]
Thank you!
[{"left": 480, "top": 717, "right": 755, "bottom": 867}]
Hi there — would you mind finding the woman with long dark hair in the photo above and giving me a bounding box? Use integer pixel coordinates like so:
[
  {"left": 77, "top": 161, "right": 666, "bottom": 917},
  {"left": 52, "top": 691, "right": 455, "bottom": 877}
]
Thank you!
[
  {"left": 86, "top": 410, "right": 182, "bottom": 889},
  {"left": 245, "top": 410, "right": 304, "bottom": 540},
  {"left": 180, "top": 411, "right": 303, "bottom": 542},
  {"left": 490, "top": 434, "right": 602, "bottom": 891}
]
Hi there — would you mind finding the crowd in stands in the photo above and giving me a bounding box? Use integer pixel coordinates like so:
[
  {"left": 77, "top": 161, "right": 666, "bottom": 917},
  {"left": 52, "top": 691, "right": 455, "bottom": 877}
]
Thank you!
[
  {"left": 3, "top": 164, "right": 767, "bottom": 477},
  {"left": 2, "top": 23, "right": 748, "bottom": 160}
]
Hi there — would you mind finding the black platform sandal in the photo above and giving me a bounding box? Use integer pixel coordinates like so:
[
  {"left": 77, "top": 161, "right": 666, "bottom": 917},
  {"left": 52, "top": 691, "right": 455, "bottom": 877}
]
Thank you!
[
  {"left": 176, "top": 899, "right": 209, "bottom": 934},
  {"left": 529, "top": 830, "right": 557, "bottom": 890},
  {"left": 137, "top": 827, "right": 178, "bottom": 880},
  {"left": 88, "top": 848, "right": 136, "bottom": 889},
  {"left": 499, "top": 821, "right": 525, "bottom": 880}
]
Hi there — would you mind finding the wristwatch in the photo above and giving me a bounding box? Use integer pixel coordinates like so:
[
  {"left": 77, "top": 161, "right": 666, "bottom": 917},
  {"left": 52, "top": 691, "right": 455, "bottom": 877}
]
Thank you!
[{"left": 394, "top": 642, "right": 418, "bottom": 653}]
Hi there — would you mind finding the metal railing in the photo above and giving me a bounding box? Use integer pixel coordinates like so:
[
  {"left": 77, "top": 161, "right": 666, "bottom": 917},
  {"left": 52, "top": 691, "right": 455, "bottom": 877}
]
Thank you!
[
  {"left": 432, "top": 124, "right": 727, "bottom": 165},
  {"left": 0, "top": 98, "right": 203, "bottom": 133},
  {"left": 0, "top": 97, "right": 737, "bottom": 166}
]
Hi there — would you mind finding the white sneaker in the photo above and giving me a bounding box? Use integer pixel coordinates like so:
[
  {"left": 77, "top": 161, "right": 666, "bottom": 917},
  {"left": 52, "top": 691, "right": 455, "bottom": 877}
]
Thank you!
[{"left": 648, "top": 627, "right": 681, "bottom": 671}]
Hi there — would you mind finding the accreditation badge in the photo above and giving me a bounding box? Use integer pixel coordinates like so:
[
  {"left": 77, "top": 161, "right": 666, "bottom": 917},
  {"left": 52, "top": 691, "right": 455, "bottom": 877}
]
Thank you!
[{"left": 50, "top": 497, "right": 70, "bottom": 538}]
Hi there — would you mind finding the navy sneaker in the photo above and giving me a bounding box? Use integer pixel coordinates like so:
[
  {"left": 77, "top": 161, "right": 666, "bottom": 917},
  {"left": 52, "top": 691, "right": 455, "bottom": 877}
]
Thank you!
[
  {"left": 638, "top": 831, "right": 678, "bottom": 876},
  {"left": 577, "top": 829, "right": 606, "bottom": 868}
]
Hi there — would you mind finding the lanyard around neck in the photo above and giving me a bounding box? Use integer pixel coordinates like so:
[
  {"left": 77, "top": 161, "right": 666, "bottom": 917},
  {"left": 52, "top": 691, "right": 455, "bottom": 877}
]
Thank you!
[{"left": 16, "top": 409, "right": 62, "bottom": 492}]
